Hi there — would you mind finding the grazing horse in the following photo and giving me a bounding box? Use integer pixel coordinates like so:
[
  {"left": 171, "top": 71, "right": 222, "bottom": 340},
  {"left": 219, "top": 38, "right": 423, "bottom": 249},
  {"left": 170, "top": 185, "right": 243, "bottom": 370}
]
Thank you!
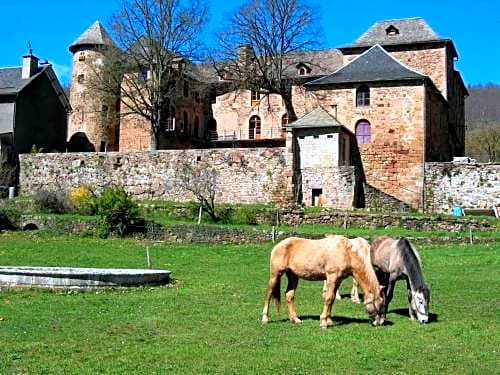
[
  {"left": 261, "top": 235, "right": 385, "bottom": 328},
  {"left": 371, "top": 236, "right": 430, "bottom": 324}
]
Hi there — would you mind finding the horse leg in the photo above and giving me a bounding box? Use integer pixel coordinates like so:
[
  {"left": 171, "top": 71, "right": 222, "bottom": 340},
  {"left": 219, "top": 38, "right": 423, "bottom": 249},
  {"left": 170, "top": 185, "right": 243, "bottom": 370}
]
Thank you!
[
  {"left": 406, "top": 278, "right": 416, "bottom": 321},
  {"left": 384, "top": 276, "right": 397, "bottom": 317},
  {"left": 350, "top": 278, "right": 361, "bottom": 303},
  {"left": 323, "top": 280, "right": 341, "bottom": 300},
  {"left": 285, "top": 271, "right": 301, "bottom": 324},
  {"left": 261, "top": 272, "right": 280, "bottom": 324},
  {"left": 320, "top": 275, "right": 339, "bottom": 329}
]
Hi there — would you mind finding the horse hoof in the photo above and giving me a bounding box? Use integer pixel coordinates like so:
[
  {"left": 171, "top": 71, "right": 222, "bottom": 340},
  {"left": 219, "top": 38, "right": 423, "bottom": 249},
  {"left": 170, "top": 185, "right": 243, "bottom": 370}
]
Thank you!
[
  {"left": 291, "top": 318, "right": 302, "bottom": 324},
  {"left": 261, "top": 316, "right": 269, "bottom": 325}
]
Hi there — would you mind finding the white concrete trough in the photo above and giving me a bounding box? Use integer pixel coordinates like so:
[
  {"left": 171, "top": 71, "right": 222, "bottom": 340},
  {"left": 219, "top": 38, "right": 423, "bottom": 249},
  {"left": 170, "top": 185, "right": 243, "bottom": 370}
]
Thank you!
[{"left": 0, "top": 266, "right": 171, "bottom": 289}]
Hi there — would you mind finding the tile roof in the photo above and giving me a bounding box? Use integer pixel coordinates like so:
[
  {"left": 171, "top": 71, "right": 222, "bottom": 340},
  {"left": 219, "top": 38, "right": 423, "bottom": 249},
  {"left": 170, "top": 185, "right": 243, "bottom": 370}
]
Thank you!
[
  {"left": 344, "top": 18, "right": 445, "bottom": 48},
  {"left": 69, "top": 21, "right": 114, "bottom": 52},
  {"left": 203, "top": 49, "right": 344, "bottom": 83},
  {"left": 0, "top": 66, "right": 44, "bottom": 95},
  {"left": 305, "top": 44, "right": 426, "bottom": 87},
  {"left": 282, "top": 49, "right": 344, "bottom": 77},
  {"left": 287, "top": 106, "right": 343, "bottom": 129}
]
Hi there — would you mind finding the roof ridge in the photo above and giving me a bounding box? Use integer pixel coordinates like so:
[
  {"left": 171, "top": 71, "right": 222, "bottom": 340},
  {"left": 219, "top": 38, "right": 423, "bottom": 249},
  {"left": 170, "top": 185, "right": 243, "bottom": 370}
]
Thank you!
[{"left": 371, "top": 44, "right": 427, "bottom": 77}]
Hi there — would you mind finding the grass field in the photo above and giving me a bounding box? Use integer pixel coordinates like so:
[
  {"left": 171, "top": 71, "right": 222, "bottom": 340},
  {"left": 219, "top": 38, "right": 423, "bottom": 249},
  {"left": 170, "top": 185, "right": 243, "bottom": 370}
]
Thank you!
[{"left": 0, "top": 231, "right": 498, "bottom": 374}]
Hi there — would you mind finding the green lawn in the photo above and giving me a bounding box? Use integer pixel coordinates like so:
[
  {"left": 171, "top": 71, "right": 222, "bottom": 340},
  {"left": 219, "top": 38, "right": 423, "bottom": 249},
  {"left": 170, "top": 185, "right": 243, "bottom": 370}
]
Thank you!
[{"left": 0, "top": 231, "right": 498, "bottom": 374}]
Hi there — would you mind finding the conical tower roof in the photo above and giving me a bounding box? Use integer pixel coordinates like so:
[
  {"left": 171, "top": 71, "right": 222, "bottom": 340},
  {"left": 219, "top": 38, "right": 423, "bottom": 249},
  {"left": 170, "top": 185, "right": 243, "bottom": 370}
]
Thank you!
[{"left": 69, "top": 21, "right": 114, "bottom": 53}]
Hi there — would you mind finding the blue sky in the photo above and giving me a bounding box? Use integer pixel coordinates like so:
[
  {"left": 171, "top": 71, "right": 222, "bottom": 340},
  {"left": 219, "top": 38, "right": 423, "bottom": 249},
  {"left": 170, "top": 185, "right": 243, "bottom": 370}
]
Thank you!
[{"left": 1, "top": 0, "right": 498, "bottom": 86}]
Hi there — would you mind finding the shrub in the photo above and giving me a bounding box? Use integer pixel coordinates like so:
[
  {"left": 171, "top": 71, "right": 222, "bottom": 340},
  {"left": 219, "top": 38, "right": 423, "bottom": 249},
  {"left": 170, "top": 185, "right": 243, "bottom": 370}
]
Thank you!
[
  {"left": 33, "top": 189, "right": 69, "bottom": 214},
  {"left": 231, "top": 206, "right": 259, "bottom": 225},
  {"left": 68, "top": 185, "right": 96, "bottom": 215},
  {"left": 94, "top": 187, "right": 140, "bottom": 237}
]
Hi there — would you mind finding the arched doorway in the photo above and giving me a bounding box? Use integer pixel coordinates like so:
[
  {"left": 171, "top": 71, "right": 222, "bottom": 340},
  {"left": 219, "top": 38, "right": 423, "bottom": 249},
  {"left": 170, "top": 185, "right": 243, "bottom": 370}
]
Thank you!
[{"left": 67, "top": 132, "right": 95, "bottom": 152}]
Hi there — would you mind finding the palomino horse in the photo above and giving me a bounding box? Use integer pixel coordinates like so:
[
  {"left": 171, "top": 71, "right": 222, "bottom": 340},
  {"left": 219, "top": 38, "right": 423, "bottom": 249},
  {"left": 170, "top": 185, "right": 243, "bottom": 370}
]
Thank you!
[
  {"left": 261, "top": 235, "right": 385, "bottom": 328},
  {"left": 371, "top": 236, "right": 430, "bottom": 324}
]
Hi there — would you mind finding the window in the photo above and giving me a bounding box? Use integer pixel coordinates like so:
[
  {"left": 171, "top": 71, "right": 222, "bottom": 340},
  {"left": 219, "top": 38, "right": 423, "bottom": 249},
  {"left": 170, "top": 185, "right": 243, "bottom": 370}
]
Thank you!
[
  {"left": 356, "top": 85, "right": 370, "bottom": 107},
  {"left": 140, "top": 68, "right": 148, "bottom": 81},
  {"left": 77, "top": 74, "right": 84, "bottom": 84},
  {"left": 183, "top": 81, "right": 189, "bottom": 98},
  {"left": 208, "top": 118, "right": 217, "bottom": 140},
  {"left": 78, "top": 52, "right": 86, "bottom": 62},
  {"left": 385, "top": 25, "right": 399, "bottom": 36},
  {"left": 355, "top": 120, "right": 371, "bottom": 144},
  {"left": 296, "top": 63, "right": 311, "bottom": 76},
  {"left": 250, "top": 90, "right": 260, "bottom": 106},
  {"left": 249, "top": 115, "right": 261, "bottom": 139}
]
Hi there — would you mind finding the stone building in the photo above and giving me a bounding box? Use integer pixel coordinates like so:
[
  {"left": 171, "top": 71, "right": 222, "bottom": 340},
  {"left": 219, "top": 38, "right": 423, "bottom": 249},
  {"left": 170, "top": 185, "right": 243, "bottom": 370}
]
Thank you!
[
  {"left": 66, "top": 17, "right": 467, "bottom": 209},
  {"left": 68, "top": 21, "right": 119, "bottom": 152}
]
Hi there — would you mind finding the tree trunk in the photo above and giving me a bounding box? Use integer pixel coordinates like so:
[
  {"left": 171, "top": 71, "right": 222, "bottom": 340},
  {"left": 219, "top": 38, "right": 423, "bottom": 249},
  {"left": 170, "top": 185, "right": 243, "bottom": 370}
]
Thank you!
[{"left": 282, "top": 93, "right": 297, "bottom": 121}]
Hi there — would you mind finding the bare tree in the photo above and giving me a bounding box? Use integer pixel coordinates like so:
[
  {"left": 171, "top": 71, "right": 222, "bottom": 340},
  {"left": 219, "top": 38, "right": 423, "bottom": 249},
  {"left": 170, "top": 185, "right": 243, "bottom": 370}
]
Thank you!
[
  {"left": 90, "top": 0, "right": 208, "bottom": 150},
  {"left": 465, "top": 125, "right": 500, "bottom": 162},
  {"left": 214, "top": 0, "right": 323, "bottom": 120},
  {"left": 174, "top": 152, "right": 219, "bottom": 222}
]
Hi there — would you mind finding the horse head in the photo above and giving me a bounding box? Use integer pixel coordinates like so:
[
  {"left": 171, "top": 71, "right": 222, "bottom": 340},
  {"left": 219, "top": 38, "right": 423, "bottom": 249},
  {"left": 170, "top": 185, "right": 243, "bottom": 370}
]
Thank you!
[
  {"left": 364, "top": 286, "right": 386, "bottom": 326},
  {"left": 409, "top": 286, "right": 430, "bottom": 324}
]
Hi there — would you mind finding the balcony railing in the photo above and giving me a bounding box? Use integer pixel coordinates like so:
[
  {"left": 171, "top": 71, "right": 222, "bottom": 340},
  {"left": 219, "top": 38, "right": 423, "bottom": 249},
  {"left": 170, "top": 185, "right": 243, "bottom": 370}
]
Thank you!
[{"left": 210, "top": 127, "right": 286, "bottom": 141}]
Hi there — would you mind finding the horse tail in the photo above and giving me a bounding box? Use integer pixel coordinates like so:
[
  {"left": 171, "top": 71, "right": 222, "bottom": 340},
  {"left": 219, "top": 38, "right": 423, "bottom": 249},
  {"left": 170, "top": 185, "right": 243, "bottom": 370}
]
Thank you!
[{"left": 272, "top": 275, "right": 281, "bottom": 312}]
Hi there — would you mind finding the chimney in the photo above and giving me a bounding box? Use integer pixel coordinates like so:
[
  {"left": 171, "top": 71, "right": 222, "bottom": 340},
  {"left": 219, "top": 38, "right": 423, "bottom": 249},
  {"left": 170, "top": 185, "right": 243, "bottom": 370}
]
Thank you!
[
  {"left": 237, "top": 44, "right": 253, "bottom": 66},
  {"left": 22, "top": 52, "right": 39, "bottom": 79}
]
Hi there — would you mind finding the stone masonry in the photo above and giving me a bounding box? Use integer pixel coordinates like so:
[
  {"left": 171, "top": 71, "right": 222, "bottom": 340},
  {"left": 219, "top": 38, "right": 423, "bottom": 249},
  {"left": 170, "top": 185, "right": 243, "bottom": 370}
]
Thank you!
[
  {"left": 19, "top": 148, "right": 298, "bottom": 205},
  {"left": 424, "top": 162, "right": 500, "bottom": 213}
]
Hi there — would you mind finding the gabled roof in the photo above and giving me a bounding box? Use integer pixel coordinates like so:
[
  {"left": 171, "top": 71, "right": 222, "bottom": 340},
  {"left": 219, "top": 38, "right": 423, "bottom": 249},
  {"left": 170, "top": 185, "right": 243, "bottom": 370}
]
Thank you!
[
  {"left": 305, "top": 44, "right": 426, "bottom": 87},
  {"left": 287, "top": 106, "right": 343, "bottom": 129},
  {"left": 0, "top": 66, "right": 43, "bottom": 95},
  {"left": 69, "top": 21, "right": 114, "bottom": 53},
  {"left": 346, "top": 18, "right": 444, "bottom": 47},
  {"left": 0, "top": 65, "right": 70, "bottom": 110}
]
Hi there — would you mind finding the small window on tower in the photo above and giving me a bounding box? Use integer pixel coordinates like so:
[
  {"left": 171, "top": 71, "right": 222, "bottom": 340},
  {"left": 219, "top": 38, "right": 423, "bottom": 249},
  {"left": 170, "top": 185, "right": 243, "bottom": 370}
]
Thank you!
[
  {"left": 78, "top": 52, "right": 86, "bottom": 62},
  {"left": 77, "top": 74, "right": 84, "bottom": 84}
]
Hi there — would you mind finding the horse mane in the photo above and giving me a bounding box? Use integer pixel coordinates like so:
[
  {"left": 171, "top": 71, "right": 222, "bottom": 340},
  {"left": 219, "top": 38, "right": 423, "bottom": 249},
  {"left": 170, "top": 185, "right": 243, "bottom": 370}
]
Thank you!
[
  {"left": 397, "top": 238, "right": 426, "bottom": 289},
  {"left": 349, "top": 238, "right": 379, "bottom": 292}
]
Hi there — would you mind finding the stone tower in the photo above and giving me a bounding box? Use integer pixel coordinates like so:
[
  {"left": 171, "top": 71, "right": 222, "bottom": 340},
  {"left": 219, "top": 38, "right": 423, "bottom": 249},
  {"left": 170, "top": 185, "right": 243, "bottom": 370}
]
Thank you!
[{"left": 68, "top": 21, "right": 119, "bottom": 152}]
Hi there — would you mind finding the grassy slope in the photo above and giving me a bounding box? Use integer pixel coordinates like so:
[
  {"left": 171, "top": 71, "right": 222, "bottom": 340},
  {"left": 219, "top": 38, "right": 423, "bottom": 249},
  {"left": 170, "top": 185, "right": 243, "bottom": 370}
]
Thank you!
[{"left": 0, "top": 232, "right": 498, "bottom": 373}]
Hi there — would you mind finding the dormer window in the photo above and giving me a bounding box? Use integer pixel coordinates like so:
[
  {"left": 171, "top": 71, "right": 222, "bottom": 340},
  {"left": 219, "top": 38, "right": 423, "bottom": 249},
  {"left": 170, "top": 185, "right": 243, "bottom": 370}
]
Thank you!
[
  {"left": 385, "top": 25, "right": 399, "bottom": 36},
  {"left": 296, "top": 63, "right": 312, "bottom": 76}
]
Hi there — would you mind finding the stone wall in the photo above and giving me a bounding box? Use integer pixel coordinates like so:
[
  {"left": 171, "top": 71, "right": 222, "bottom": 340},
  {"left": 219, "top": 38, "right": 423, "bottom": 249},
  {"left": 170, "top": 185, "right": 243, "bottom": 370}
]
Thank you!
[
  {"left": 424, "top": 162, "right": 500, "bottom": 213},
  {"left": 300, "top": 167, "right": 356, "bottom": 209},
  {"left": 19, "top": 148, "right": 294, "bottom": 205}
]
